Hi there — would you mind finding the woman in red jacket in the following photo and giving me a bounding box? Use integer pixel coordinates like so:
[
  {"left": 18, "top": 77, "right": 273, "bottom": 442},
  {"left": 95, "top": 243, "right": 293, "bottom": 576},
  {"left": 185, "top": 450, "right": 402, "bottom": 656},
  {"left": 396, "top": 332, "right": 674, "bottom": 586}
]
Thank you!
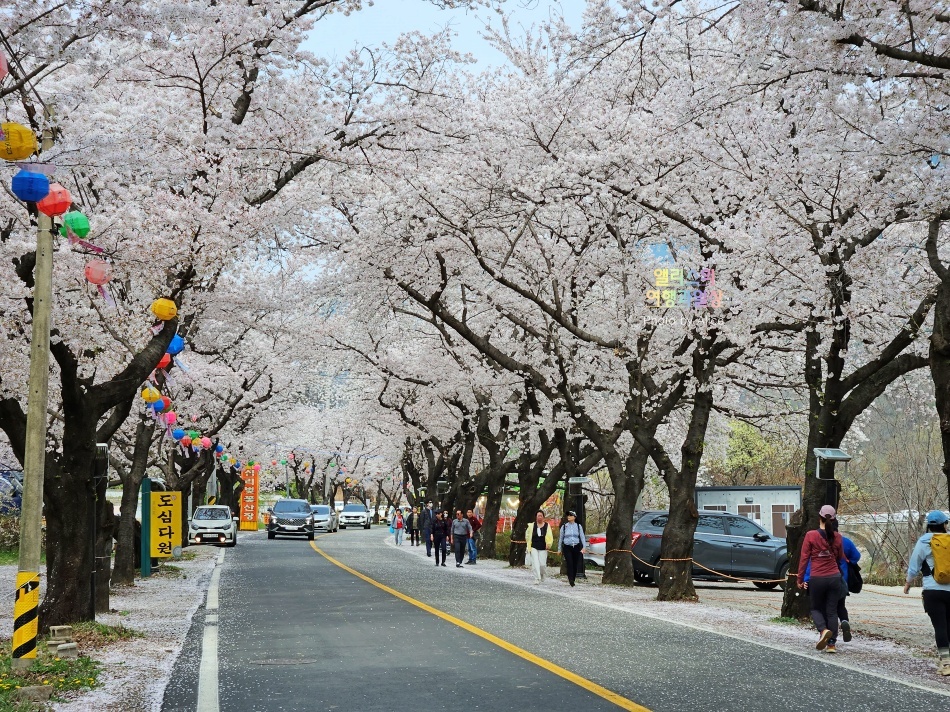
[{"left": 797, "top": 505, "right": 847, "bottom": 653}]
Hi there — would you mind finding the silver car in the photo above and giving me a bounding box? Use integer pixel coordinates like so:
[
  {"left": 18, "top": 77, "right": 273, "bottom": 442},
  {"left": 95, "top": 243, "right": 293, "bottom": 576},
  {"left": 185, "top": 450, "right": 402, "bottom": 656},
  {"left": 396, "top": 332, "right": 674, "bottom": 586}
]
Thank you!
[
  {"left": 189, "top": 505, "right": 237, "bottom": 547},
  {"left": 310, "top": 504, "right": 338, "bottom": 533}
]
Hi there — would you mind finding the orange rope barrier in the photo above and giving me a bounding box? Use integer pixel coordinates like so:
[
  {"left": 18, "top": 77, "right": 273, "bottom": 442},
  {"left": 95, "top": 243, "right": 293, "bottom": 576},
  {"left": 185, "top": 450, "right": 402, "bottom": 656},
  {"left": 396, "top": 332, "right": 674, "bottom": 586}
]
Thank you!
[{"left": 602, "top": 548, "right": 793, "bottom": 585}]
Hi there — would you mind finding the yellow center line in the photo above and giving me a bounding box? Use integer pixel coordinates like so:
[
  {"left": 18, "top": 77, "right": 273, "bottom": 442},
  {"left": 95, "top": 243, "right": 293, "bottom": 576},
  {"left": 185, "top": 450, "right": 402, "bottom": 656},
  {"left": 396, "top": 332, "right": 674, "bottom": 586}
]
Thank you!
[{"left": 309, "top": 540, "right": 651, "bottom": 712}]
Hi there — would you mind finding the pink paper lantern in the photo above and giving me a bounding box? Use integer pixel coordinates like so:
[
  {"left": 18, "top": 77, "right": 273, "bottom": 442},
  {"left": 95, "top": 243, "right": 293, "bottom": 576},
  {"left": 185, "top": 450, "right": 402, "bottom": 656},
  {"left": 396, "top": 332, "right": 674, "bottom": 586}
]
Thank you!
[
  {"left": 288, "top": 453, "right": 295, "bottom": 460},
  {"left": 0, "top": 53, "right": 7, "bottom": 82},
  {"left": 84, "top": 260, "right": 112, "bottom": 286},
  {"left": 253, "top": 463, "right": 261, "bottom": 472},
  {"left": 165, "top": 411, "right": 177, "bottom": 424},
  {"left": 200, "top": 436, "right": 212, "bottom": 449}
]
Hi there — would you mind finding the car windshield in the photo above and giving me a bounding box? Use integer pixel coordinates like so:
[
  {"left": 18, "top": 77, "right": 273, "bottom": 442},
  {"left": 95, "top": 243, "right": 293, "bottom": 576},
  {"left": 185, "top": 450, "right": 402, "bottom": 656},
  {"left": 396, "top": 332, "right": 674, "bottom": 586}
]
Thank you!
[
  {"left": 273, "top": 500, "right": 310, "bottom": 513},
  {"left": 342, "top": 504, "right": 366, "bottom": 512},
  {"left": 194, "top": 508, "right": 230, "bottom": 520},
  {"left": 312, "top": 506, "right": 331, "bottom": 514}
]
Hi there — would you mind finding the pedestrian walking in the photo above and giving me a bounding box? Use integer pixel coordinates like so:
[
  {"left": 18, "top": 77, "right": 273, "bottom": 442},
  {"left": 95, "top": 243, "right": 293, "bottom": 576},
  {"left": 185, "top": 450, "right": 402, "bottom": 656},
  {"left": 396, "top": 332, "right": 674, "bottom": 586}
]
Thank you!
[
  {"left": 431, "top": 510, "right": 450, "bottom": 566},
  {"left": 797, "top": 505, "right": 846, "bottom": 653},
  {"left": 451, "top": 510, "right": 474, "bottom": 568},
  {"left": 525, "top": 510, "right": 553, "bottom": 584},
  {"left": 904, "top": 510, "right": 950, "bottom": 675},
  {"left": 557, "top": 511, "right": 587, "bottom": 587},
  {"left": 466, "top": 508, "right": 482, "bottom": 564},
  {"left": 805, "top": 534, "right": 861, "bottom": 643},
  {"left": 392, "top": 508, "right": 405, "bottom": 545},
  {"left": 419, "top": 501, "right": 435, "bottom": 556},
  {"left": 407, "top": 507, "right": 420, "bottom": 546}
]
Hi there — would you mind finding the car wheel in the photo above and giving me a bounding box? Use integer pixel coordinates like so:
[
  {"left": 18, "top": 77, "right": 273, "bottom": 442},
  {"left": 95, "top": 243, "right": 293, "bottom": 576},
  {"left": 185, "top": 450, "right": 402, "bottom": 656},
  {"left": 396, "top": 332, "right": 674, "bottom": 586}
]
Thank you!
[
  {"left": 754, "top": 581, "right": 778, "bottom": 590},
  {"left": 364, "top": 523, "right": 370, "bottom": 529},
  {"left": 340, "top": 525, "right": 345, "bottom": 530},
  {"left": 308, "top": 532, "right": 315, "bottom": 541},
  {"left": 228, "top": 538, "right": 237, "bottom": 548},
  {"left": 776, "top": 562, "right": 790, "bottom": 591},
  {"left": 267, "top": 531, "right": 275, "bottom": 540},
  {"left": 651, "top": 559, "right": 663, "bottom": 586},
  {"left": 633, "top": 569, "right": 652, "bottom": 586}
]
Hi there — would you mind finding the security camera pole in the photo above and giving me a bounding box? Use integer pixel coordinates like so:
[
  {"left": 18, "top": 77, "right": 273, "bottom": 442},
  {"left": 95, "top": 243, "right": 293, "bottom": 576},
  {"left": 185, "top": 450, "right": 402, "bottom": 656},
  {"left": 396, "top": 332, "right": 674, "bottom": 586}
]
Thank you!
[{"left": 13, "top": 119, "right": 55, "bottom": 671}]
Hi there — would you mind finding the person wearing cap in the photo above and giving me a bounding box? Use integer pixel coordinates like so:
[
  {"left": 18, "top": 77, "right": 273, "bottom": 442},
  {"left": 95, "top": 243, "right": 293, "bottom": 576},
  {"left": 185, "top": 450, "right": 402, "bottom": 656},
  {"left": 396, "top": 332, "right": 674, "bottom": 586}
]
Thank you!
[
  {"left": 419, "top": 501, "right": 435, "bottom": 557},
  {"left": 797, "top": 505, "right": 847, "bottom": 653},
  {"left": 904, "top": 510, "right": 950, "bottom": 675},
  {"left": 557, "top": 510, "right": 587, "bottom": 587}
]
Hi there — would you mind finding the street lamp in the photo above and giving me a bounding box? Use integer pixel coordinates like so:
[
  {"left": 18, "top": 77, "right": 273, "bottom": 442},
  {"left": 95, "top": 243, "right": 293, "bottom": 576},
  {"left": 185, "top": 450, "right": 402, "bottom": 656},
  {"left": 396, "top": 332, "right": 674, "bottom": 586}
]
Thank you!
[{"left": 813, "top": 448, "right": 851, "bottom": 509}]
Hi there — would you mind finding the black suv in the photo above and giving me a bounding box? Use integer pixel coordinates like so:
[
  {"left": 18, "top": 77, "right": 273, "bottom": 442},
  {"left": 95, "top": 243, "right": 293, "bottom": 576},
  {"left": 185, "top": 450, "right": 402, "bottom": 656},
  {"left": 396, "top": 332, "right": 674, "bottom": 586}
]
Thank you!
[
  {"left": 267, "top": 499, "right": 315, "bottom": 540},
  {"left": 631, "top": 510, "right": 789, "bottom": 590}
]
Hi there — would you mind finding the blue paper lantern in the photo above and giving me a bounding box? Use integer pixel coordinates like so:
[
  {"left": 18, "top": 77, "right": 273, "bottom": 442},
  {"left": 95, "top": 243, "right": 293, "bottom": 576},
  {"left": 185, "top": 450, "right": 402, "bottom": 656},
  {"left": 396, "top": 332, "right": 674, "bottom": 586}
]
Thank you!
[
  {"left": 235, "top": 461, "right": 242, "bottom": 469},
  {"left": 11, "top": 169, "right": 50, "bottom": 203},
  {"left": 167, "top": 334, "right": 185, "bottom": 356},
  {"left": 214, "top": 444, "right": 224, "bottom": 453},
  {"left": 172, "top": 428, "right": 185, "bottom": 440}
]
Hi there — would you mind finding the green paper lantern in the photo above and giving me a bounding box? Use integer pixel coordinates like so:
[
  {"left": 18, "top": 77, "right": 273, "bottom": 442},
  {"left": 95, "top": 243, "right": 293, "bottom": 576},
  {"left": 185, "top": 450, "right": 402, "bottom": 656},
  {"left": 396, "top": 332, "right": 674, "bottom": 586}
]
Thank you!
[
  {"left": 248, "top": 460, "right": 255, "bottom": 466},
  {"left": 188, "top": 430, "right": 199, "bottom": 439},
  {"left": 221, "top": 455, "right": 228, "bottom": 462},
  {"left": 60, "top": 211, "right": 90, "bottom": 238},
  {"left": 280, "top": 459, "right": 287, "bottom": 465}
]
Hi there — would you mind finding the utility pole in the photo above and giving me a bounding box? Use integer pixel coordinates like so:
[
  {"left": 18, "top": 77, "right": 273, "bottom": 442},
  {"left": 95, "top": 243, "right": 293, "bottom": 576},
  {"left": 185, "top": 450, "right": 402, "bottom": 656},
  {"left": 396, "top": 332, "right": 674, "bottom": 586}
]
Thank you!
[{"left": 13, "top": 117, "right": 55, "bottom": 671}]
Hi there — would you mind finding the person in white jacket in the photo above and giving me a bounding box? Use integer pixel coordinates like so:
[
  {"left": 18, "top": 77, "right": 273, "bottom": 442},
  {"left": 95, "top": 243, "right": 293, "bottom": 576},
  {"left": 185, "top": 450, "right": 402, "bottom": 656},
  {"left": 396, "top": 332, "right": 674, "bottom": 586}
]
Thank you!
[{"left": 525, "top": 510, "right": 553, "bottom": 584}]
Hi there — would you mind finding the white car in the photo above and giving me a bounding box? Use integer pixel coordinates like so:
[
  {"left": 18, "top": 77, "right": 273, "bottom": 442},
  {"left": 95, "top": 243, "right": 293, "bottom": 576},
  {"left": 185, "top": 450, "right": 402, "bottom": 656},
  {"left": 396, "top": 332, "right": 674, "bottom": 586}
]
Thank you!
[
  {"left": 310, "top": 504, "right": 339, "bottom": 532},
  {"left": 339, "top": 503, "right": 371, "bottom": 529},
  {"left": 189, "top": 505, "right": 237, "bottom": 547}
]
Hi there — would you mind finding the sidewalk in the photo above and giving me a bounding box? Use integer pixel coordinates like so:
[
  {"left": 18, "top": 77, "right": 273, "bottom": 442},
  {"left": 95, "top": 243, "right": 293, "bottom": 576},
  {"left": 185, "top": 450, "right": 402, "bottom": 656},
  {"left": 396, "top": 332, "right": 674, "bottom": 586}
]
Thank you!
[
  {"left": 0, "top": 546, "right": 218, "bottom": 711},
  {"left": 386, "top": 536, "right": 950, "bottom": 696}
]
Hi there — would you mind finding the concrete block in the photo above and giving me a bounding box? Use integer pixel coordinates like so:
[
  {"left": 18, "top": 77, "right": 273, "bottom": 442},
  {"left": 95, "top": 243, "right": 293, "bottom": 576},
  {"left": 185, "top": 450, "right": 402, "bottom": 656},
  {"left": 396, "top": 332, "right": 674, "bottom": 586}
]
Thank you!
[
  {"left": 48, "top": 625, "right": 73, "bottom": 639},
  {"left": 55, "top": 642, "right": 78, "bottom": 659},
  {"left": 15, "top": 685, "right": 53, "bottom": 702}
]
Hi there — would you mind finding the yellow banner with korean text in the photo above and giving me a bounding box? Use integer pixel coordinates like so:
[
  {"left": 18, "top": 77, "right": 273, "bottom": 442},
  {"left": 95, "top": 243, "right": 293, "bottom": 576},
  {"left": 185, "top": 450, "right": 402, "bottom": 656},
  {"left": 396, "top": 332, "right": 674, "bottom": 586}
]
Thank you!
[
  {"left": 239, "top": 467, "right": 259, "bottom": 531},
  {"left": 150, "top": 491, "right": 182, "bottom": 558}
]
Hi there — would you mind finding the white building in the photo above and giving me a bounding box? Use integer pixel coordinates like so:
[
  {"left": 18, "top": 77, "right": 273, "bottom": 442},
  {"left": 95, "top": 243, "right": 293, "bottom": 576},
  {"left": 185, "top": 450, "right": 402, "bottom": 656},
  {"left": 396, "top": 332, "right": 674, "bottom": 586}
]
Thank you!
[{"left": 695, "top": 486, "right": 802, "bottom": 537}]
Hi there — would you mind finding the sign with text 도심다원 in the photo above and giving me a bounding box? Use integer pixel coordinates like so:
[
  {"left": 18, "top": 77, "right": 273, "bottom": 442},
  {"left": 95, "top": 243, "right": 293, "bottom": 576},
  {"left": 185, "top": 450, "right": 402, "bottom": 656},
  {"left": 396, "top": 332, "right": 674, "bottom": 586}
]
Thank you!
[
  {"left": 150, "top": 491, "right": 182, "bottom": 558},
  {"left": 239, "top": 467, "right": 259, "bottom": 531}
]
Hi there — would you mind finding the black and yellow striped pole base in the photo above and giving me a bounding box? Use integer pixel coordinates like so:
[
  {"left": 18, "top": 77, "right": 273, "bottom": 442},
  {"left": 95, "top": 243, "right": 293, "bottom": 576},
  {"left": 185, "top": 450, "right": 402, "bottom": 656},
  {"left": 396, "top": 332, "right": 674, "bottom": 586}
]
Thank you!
[{"left": 12, "top": 572, "right": 40, "bottom": 666}]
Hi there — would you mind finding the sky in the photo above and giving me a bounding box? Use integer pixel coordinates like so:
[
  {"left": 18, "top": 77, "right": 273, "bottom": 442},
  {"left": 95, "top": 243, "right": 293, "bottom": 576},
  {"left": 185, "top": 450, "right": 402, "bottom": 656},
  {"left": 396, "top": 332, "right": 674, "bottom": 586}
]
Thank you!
[{"left": 303, "top": 1, "right": 586, "bottom": 66}]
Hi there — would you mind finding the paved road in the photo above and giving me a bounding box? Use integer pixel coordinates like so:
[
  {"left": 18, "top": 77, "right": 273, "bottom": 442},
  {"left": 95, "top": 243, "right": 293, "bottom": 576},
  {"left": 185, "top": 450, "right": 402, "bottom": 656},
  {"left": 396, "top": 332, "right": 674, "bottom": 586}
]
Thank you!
[{"left": 164, "top": 528, "right": 950, "bottom": 712}]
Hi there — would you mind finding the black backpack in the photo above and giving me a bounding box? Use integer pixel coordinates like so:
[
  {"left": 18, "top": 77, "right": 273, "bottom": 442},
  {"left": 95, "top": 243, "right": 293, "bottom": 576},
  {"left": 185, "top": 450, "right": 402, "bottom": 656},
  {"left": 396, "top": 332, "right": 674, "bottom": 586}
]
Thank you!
[{"left": 847, "top": 560, "right": 863, "bottom": 594}]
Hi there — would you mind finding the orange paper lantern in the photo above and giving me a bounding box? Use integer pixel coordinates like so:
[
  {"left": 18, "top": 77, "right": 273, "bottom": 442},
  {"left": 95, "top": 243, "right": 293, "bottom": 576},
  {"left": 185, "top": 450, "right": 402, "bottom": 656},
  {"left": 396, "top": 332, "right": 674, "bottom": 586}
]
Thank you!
[{"left": 36, "top": 183, "right": 71, "bottom": 217}]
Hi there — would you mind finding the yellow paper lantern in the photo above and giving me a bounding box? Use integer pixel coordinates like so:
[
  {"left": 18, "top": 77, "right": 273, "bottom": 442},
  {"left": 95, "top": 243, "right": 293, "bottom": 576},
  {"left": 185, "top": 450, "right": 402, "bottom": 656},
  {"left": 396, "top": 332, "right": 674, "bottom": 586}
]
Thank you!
[
  {"left": 141, "top": 387, "right": 160, "bottom": 403},
  {"left": 0, "top": 123, "right": 38, "bottom": 162},
  {"left": 151, "top": 298, "right": 177, "bottom": 321}
]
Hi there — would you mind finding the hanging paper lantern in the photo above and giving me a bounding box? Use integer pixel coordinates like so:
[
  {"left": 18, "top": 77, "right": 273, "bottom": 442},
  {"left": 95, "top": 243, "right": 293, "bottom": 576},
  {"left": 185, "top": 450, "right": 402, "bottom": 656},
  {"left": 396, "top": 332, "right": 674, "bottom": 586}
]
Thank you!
[
  {"left": 188, "top": 430, "right": 199, "bottom": 440},
  {"left": 253, "top": 464, "right": 261, "bottom": 473},
  {"left": 141, "top": 387, "right": 160, "bottom": 403},
  {"left": 235, "top": 461, "right": 242, "bottom": 469},
  {"left": 157, "top": 353, "right": 172, "bottom": 370},
  {"left": 248, "top": 460, "right": 255, "bottom": 466},
  {"left": 11, "top": 170, "right": 49, "bottom": 203},
  {"left": 84, "top": 260, "right": 112, "bottom": 286},
  {"left": 221, "top": 454, "right": 228, "bottom": 462},
  {"left": 0, "top": 123, "right": 37, "bottom": 162},
  {"left": 167, "top": 334, "right": 185, "bottom": 356},
  {"left": 0, "top": 52, "right": 8, "bottom": 82},
  {"left": 59, "top": 211, "right": 90, "bottom": 238},
  {"left": 151, "top": 298, "right": 177, "bottom": 321},
  {"left": 152, "top": 399, "right": 166, "bottom": 413},
  {"left": 200, "top": 437, "right": 212, "bottom": 449},
  {"left": 165, "top": 411, "right": 177, "bottom": 425},
  {"left": 181, "top": 436, "right": 192, "bottom": 447},
  {"left": 288, "top": 453, "right": 295, "bottom": 460},
  {"left": 159, "top": 396, "right": 171, "bottom": 411},
  {"left": 172, "top": 428, "right": 185, "bottom": 440},
  {"left": 36, "top": 183, "right": 71, "bottom": 217},
  {"left": 271, "top": 460, "right": 277, "bottom": 466},
  {"left": 214, "top": 444, "right": 224, "bottom": 454},
  {"left": 280, "top": 459, "right": 287, "bottom": 465}
]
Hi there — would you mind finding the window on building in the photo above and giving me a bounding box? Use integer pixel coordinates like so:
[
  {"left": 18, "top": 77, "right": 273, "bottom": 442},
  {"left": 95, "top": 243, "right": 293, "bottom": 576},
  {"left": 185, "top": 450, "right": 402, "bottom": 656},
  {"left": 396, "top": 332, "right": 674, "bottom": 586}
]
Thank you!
[
  {"left": 703, "top": 504, "right": 727, "bottom": 511},
  {"left": 771, "top": 504, "right": 796, "bottom": 538},
  {"left": 738, "top": 504, "right": 762, "bottom": 523}
]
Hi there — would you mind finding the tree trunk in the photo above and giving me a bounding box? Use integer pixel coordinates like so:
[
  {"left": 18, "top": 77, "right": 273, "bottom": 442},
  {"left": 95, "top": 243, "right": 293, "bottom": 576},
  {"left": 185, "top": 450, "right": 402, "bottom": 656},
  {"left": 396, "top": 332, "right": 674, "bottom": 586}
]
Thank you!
[
  {"left": 113, "top": 419, "right": 154, "bottom": 586},
  {"left": 96, "top": 500, "right": 115, "bottom": 613},
  {"left": 602, "top": 447, "right": 647, "bottom": 585},
  {"left": 478, "top": 478, "right": 504, "bottom": 559},
  {"left": 931, "top": 273, "right": 950, "bottom": 507}
]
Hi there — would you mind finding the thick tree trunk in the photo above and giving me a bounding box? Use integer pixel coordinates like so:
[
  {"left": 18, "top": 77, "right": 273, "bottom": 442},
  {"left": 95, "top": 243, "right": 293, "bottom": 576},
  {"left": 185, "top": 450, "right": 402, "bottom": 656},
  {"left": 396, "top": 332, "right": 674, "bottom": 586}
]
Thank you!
[
  {"left": 931, "top": 276, "right": 950, "bottom": 507},
  {"left": 113, "top": 419, "right": 154, "bottom": 585},
  {"left": 41, "top": 457, "right": 96, "bottom": 630},
  {"left": 477, "top": 478, "right": 504, "bottom": 559},
  {"left": 602, "top": 447, "right": 647, "bottom": 586}
]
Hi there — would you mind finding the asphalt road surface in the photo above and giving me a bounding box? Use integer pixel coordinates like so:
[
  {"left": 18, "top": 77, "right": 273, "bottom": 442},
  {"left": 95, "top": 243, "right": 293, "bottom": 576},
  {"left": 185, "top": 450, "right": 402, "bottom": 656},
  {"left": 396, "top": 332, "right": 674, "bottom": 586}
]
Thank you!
[{"left": 163, "top": 528, "right": 950, "bottom": 712}]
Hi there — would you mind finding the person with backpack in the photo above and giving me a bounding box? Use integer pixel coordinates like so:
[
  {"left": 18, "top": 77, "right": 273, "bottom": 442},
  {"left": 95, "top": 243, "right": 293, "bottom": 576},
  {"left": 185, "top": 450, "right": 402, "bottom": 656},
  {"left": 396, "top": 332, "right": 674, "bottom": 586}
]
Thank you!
[
  {"left": 904, "top": 510, "right": 950, "bottom": 676},
  {"left": 556, "top": 510, "right": 587, "bottom": 587},
  {"left": 797, "top": 505, "right": 847, "bottom": 653},
  {"left": 804, "top": 534, "right": 861, "bottom": 643}
]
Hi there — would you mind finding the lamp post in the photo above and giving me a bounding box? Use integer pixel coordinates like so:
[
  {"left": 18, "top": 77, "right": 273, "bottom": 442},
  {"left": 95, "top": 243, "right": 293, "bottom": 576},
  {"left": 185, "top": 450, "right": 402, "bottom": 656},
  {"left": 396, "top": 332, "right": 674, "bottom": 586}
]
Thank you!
[
  {"left": 12, "top": 118, "right": 54, "bottom": 671},
  {"left": 813, "top": 448, "right": 851, "bottom": 509}
]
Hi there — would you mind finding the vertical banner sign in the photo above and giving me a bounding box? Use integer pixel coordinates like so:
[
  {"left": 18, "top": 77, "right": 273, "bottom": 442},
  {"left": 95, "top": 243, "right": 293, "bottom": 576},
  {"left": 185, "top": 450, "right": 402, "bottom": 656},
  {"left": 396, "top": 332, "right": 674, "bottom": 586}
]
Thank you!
[
  {"left": 11, "top": 572, "right": 40, "bottom": 660},
  {"left": 150, "top": 491, "right": 182, "bottom": 558},
  {"left": 239, "top": 467, "right": 259, "bottom": 531}
]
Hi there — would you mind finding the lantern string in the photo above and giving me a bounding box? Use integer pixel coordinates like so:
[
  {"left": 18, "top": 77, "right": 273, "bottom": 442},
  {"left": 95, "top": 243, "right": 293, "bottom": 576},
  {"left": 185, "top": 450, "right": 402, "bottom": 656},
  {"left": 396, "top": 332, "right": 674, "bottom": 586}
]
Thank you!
[
  {"left": 65, "top": 224, "right": 103, "bottom": 253},
  {"left": 173, "top": 356, "right": 190, "bottom": 372},
  {"left": 96, "top": 284, "right": 115, "bottom": 307}
]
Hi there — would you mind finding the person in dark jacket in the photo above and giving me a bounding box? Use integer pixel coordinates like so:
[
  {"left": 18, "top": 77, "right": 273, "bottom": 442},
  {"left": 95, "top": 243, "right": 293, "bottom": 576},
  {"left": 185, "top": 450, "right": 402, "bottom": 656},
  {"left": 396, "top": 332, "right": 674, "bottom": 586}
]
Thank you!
[
  {"left": 419, "top": 502, "right": 435, "bottom": 556},
  {"left": 406, "top": 507, "right": 419, "bottom": 546},
  {"left": 430, "top": 510, "right": 450, "bottom": 566},
  {"left": 466, "top": 509, "right": 482, "bottom": 564},
  {"left": 798, "top": 505, "right": 846, "bottom": 653},
  {"left": 451, "top": 510, "right": 474, "bottom": 568}
]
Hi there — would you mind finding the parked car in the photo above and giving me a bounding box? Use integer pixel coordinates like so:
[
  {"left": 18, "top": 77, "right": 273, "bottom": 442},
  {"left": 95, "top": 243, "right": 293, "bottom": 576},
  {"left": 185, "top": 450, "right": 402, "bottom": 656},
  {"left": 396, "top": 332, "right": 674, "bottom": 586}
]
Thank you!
[
  {"left": 339, "top": 503, "right": 371, "bottom": 529},
  {"left": 584, "top": 512, "right": 647, "bottom": 567},
  {"left": 188, "top": 505, "right": 237, "bottom": 547},
  {"left": 310, "top": 504, "right": 339, "bottom": 533},
  {"left": 630, "top": 510, "right": 789, "bottom": 589},
  {"left": 267, "top": 499, "right": 315, "bottom": 540}
]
